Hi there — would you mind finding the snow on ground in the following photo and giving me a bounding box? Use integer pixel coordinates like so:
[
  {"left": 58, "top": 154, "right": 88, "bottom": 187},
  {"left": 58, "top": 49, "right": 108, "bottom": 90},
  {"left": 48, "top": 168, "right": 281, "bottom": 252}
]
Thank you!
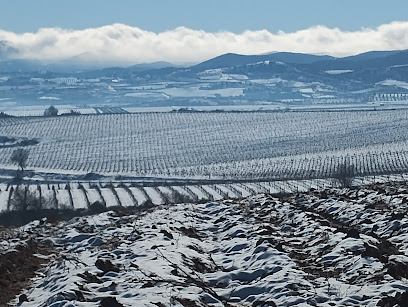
[
  {"left": 163, "top": 86, "right": 244, "bottom": 98},
  {"left": 325, "top": 70, "right": 354, "bottom": 75},
  {"left": 68, "top": 182, "right": 80, "bottom": 189},
  {"left": 200, "top": 185, "right": 223, "bottom": 201},
  {"left": 0, "top": 106, "right": 98, "bottom": 117},
  {"left": 99, "top": 188, "right": 119, "bottom": 208},
  {"left": 115, "top": 188, "right": 136, "bottom": 207},
  {"left": 157, "top": 186, "right": 173, "bottom": 196},
  {"left": 55, "top": 189, "right": 72, "bottom": 209},
  {"left": 230, "top": 184, "right": 251, "bottom": 198},
  {"left": 284, "top": 180, "right": 309, "bottom": 192},
  {"left": 171, "top": 186, "right": 192, "bottom": 199},
  {"left": 377, "top": 79, "right": 408, "bottom": 90},
  {"left": 40, "top": 185, "right": 55, "bottom": 208},
  {"left": 185, "top": 185, "right": 207, "bottom": 200},
  {"left": 244, "top": 183, "right": 269, "bottom": 194},
  {"left": 259, "top": 182, "right": 280, "bottom": 194},
  {"left": 0, "top": 183, "right": 8, "bottom": 192},
  {"left": 128, "top": 187, "right": 148, "bottom": 205},
  {"left": 84, "top": 188, "right": 102, "bottom": 205},
  {"left": 70, "top": 189, "right": 88, "bottom": 209},
  {"left": 0, "top": 189, "right": 9, "bottom": 212},
  {"left": 4, "top": 181, "right": 408, "bottom": 306},
  {"left": 215, "top": 184, "right": 239, "bottom": 199},
  {"left": 28, "top": 185, "right": 39, "bottom": 194},
  {"left": 143, "top": 187, "right": 164, "bottom": 205}
]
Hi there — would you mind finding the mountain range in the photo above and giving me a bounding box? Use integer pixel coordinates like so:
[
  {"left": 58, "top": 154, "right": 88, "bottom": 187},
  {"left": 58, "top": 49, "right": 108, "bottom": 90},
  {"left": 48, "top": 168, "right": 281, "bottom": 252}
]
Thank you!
[{"left": 0, "top": 49, "right": 407, "bottom": 108}]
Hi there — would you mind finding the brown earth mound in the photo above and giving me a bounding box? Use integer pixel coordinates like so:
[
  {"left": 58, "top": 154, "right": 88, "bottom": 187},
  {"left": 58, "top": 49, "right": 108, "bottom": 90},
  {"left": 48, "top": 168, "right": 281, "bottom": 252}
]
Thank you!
[{"left": 0, "top": 240, "right": 51, "bottom": 306}]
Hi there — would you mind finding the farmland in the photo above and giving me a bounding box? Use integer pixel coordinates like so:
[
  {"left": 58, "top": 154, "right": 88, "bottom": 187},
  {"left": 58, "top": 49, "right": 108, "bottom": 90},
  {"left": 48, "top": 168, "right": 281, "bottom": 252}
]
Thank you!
[
  {"left": 4, "top": 181, "right": 408, "bottom": 306},
  {"left": 0, "top": 175, "right": 403, "bottom": 214},
  {"left": 0, "top": 110, "right": 407, "bottom": 182},
  {"left": 0, "top": 178, "right": 333, "bottom": 214},
  {"left": 2, "top": 109, "right": 408, "bottom": 305}
]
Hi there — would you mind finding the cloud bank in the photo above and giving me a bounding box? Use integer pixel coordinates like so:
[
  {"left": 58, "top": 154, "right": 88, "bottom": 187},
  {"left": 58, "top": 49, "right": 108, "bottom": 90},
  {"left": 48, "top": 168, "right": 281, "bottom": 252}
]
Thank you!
[{"left": 1, "top": 22, "right": 408, "bottom": 65}]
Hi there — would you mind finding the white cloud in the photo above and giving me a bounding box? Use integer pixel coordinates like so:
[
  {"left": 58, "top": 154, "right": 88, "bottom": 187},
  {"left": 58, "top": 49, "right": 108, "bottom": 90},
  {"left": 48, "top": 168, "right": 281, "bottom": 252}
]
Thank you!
[{"left": 0, "top": 22, "right": 408, "bottom": 65}]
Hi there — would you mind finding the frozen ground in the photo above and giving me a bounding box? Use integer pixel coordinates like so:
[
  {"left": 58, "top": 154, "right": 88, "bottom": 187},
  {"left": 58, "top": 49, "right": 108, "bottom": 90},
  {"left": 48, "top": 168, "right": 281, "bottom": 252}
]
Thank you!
[
  {"left": 2, "top": 181, "right": 408, "bottom": 306},
  {"left": 2, "top": 111, "right": 408, "bottom": 181},
  {"left": 0, "top": 179, "right": 343, "bottom": 212}
]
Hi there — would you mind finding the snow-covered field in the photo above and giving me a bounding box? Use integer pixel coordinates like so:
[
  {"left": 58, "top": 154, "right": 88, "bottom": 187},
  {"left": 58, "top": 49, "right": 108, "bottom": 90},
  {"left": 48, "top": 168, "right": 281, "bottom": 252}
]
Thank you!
[
  {"left": 3, "top": 181, "right": 408, "bottom": 306},
  {"left": 1, "top": 179, "right": 337, "bottom": 212},
  {"left": 1, "top": 111, "right": 408, "bottom": 181},
  {"left": 1, "top": 106, "right": 98, "bottom": 117}
]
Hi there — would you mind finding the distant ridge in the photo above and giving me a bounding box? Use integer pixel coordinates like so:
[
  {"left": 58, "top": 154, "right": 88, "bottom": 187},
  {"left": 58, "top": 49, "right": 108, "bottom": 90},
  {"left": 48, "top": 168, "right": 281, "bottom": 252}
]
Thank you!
[
  {"left": 1, "top": 49, "right": 407, "bottom": 74},
  {"left": 308, "top": 49, "right": 408, "bottom": 70},
  {"left": 127, "top": 61, "right": 177, "bottom": 72},
  {"left": 192, "top": 52, "right": 335, "bottom": 71}
]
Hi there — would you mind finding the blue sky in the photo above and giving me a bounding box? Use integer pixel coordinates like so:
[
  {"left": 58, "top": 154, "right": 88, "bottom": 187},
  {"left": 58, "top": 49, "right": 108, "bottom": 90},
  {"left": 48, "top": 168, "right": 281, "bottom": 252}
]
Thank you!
[
  {"left": 1, "top": 0, "right": 407, "bottom": 33},
  {"left": 1, "top": 0, "right": 408, "bottom": 64}
]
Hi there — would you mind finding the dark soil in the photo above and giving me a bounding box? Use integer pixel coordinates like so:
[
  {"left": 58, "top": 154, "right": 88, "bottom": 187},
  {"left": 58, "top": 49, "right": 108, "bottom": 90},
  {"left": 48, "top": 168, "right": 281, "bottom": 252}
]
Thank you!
[{"left": 0, "top": 240, "right": 52, "bottom": 306}]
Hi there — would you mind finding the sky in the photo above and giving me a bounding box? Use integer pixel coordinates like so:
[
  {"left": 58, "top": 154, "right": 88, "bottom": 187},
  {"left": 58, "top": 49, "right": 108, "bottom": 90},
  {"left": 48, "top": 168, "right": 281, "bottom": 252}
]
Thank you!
[{"left": 1, "top": 0, "right": 408, "bottom": 64}]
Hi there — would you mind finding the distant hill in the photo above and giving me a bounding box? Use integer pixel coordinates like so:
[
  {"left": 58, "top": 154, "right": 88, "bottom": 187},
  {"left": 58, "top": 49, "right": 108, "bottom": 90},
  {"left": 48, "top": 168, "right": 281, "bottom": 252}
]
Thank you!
[
  {"left": 1, "top": 48, "right": 408, "bottom": 107},
  {"left": 340, "top": 50, "right": 401, "bottom": 62},
  {"left": 127, "top": 61, "right": 178, "bottom": 72},
  {"left": 0, "top": 59, "right": 46, "bottom": 73},
  {"left": 303, "top": 49, "right": 408, "bottom": 71},
  {"left": 192, "top": 52, "right": 335, "bottom": 71}
]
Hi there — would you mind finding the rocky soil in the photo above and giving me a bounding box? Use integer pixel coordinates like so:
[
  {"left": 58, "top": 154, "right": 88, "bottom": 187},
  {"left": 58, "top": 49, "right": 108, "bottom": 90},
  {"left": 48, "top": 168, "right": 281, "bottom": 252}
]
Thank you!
[{"left": 2, "top": 182, "right": 408, "bottom": 306}]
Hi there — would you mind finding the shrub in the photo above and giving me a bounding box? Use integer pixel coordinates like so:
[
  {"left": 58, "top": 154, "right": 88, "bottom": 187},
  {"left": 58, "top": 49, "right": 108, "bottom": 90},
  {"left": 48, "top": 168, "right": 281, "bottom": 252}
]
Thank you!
[
  {"left": 89, "top": 201, "right": 107, "bottom": 214},
  {"left": 169, "top": 190, "right": 192, "bottom": 204},
  {"left": 332, "top": 162, "right": 355, "bottom": 188}
]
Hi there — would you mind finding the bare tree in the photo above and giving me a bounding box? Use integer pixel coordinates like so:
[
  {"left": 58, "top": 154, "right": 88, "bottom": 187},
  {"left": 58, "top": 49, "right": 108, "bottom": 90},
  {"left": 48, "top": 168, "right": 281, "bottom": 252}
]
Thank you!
[{"left": 11, "top": 148, "right": 29, "bottom": 172}]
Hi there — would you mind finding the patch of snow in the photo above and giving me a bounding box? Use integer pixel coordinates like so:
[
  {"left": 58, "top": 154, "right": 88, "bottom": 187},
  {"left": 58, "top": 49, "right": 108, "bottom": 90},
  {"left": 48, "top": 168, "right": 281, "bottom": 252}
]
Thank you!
[
  {"left": 0, "top": 189, "right": 10, "bottom": 212},
  {"left": 143, "top": 187, "right": 164, "bottom": 205},
  {"left": 391, "top": 64, "right": 408, "bottom": 68},
  {"left": 129, "top": 187, "right": 148, "bottom": 205},
  {"left": 186, "top": 185, "right": 207, "bottom": 200},
  {"left": 55, "top": 189, "right": 71, "bottom": 209},
  {"left": 84, "top": 188, "right": 103, "bottom": 205},
  {"left": 299, "top": 88, "right": 314, "bottom": 93},
  {"left": 99, "top": 188, "right": 119, "bottom": 207},
  {"left": 201, "top": 185, "right": 223, "bottom": 201},
  {"left": 38, "top": 96, "right": 61, "bottom": 100},
  {"left": 71, "top": 189, "right": 88, "bottom": 209},
  {"left": 115, "top": 188, "right": 136, "bottom": 207},
  {"left": 325, "top": 70, "right": 354, "bottom": 75},
  {"left": 377, "top": 79, "right": 408, "bottom": 89}
]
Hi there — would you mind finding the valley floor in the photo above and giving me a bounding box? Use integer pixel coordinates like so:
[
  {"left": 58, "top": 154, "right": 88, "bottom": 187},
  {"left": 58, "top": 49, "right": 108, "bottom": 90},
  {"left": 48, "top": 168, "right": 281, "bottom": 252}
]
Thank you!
[{"left": 3, "top": 182, "right": 408, "bottom": 306}]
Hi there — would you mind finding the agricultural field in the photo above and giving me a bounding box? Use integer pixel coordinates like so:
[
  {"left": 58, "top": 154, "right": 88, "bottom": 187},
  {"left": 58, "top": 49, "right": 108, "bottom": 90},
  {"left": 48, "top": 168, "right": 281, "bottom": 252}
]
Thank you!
[
  {"left": 3, "top": 180, "right": 408, "bottom": 306},
  {"left": 0, "top": 179, "right": 336, "bottom": 213},
  {"left": 0, "top": 110, "right": 408, "bottom": 182}
]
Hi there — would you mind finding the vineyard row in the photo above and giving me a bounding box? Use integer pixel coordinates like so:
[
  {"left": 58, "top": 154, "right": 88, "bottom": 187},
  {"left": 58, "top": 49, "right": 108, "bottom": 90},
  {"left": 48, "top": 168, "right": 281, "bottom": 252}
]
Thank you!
[{"left": 0, "top": 175, "right": 403, "bottom": 212}]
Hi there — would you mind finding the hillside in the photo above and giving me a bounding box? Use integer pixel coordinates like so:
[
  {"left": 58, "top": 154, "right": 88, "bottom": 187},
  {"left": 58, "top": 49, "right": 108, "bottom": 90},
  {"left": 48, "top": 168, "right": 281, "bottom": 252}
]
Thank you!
[
  {"left": 2, "top": 180, "right": 408, "bottom": 306},
  {"left": 1, "top": 111, "right": 408, "bottom": 183},
  {"left": 191, "top": 52, "right": 335, "bottom": 71}
]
